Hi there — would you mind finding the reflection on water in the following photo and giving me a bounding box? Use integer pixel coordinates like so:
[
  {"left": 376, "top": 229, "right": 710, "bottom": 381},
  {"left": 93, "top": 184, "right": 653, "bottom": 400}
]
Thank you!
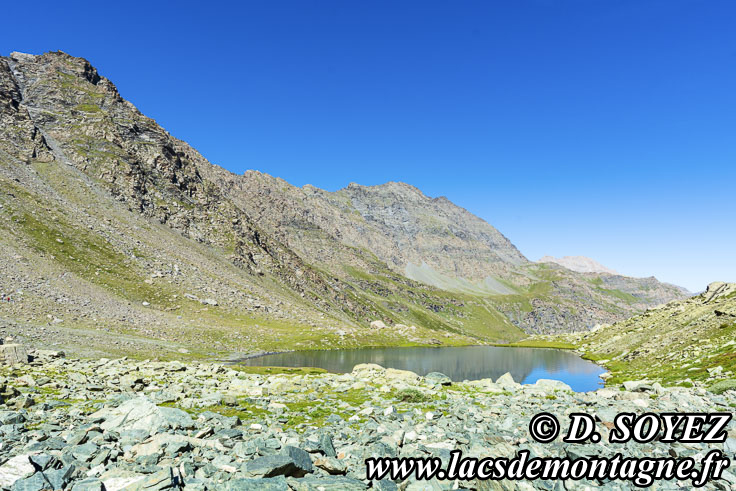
[{"left": 241, "top": 346, "right": 605, "bottom": 392}]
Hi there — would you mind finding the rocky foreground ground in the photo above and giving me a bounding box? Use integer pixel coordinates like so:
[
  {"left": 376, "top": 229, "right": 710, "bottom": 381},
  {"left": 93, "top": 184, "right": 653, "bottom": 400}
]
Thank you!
[{"left": 0, "top": 349, "right": 735, "bottom": 490}]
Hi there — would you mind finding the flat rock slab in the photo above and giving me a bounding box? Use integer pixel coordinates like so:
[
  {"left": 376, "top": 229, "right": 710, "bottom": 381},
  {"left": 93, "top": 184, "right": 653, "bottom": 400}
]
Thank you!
[
  {"left": 0, "top": 454, "right": 34, "bottom": 488},
  {"left": 243, "top": 455, "right": 298, "bottom": 478},
  {"left": 91, "top": 397, "right": 193, "bottom": 434},
  {"left": 224, "top": 476, "right": 289, "bottom": 490},
  {"left": 287, "top": 476, "right": 368, "bottom": 490}
]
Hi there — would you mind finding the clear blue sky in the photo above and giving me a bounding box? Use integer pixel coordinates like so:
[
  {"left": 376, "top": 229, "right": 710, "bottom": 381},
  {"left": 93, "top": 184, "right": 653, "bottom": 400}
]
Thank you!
[{"left": 3, "top": 0, "right": 734, "bottom": 291}]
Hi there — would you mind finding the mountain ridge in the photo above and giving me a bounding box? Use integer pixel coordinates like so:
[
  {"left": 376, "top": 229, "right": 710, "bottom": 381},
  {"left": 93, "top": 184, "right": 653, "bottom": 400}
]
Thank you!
[{"left": 0, "top": 50, "right": 689, "bottom": 358}]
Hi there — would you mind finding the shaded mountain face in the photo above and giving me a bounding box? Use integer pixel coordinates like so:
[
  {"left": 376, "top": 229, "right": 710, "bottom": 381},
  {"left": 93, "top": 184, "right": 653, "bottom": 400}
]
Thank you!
[{"left": 0, "top": 51, "right": 689, "bottom": 358}]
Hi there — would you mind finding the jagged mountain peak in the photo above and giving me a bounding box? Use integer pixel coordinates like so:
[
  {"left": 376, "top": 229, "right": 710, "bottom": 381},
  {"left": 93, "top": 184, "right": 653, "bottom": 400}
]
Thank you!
[{"left": 343, "top": 180, "right": 425, "bottom": 195}]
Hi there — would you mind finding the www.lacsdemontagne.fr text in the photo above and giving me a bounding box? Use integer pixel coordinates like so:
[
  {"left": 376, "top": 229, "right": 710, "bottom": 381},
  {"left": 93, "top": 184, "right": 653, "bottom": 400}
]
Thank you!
[{"left": 365, "top": 449, "right": 731, "bottom": 487}]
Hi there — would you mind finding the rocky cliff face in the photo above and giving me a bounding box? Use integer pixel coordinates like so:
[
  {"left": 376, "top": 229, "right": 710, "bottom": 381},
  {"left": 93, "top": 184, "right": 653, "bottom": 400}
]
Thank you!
[
  {"left": 205, "top": 170, "right": 528, "bottom": 283},
  {"left": 0, "top": 51, "right": 690, "bottom": 357}
]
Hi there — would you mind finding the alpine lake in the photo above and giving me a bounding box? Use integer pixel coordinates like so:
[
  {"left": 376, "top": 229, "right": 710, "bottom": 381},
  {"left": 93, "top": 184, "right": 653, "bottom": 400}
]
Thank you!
[{"left": 241, "top": 346, "right": 605, "bottom": 392}]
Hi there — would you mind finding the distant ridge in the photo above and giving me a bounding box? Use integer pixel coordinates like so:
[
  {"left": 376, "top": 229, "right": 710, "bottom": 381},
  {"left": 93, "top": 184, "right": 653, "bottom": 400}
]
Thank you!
[{"left": 539, "top": 255, "right": 619, "bottom": 275}]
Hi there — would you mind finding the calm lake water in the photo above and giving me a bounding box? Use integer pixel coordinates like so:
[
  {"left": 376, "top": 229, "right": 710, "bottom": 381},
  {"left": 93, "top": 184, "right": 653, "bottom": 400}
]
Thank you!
[{"left": 241, "top": 346, "right": 605, "bottom": 392}]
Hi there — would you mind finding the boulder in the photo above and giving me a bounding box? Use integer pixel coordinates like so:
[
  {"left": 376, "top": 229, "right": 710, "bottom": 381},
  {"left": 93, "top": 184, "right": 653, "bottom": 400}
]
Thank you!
[
  {"left": 425, "top": 372, "right": 452, "bottom": 386},
  {"left": 725, "top": 437, "right": 736, "bottom": 454},
  {"left": 372, "top": 480, "right": 399, "bottom": 491},
  {"left": 243, "top": 455, "right": 298, "bottom": 478},
  {"left": 71, "top": 479, "right": 105, "bottom": 491},
  {"left": 228, "top": 378, "right": 265, "bottom": 397},
  {"left": 0, "top": 455, "right": 34, "bottom": 489},
  {"left": 318, "top": 433, "right": 336, "bottom": 458},
  {"left": 118, "top": 468, "right": 181, "bottom": 490},
  {"left": 533, "top": 379, "right": 572, "bottom": 392},
  {"left": 369, "top": 320, "right": 387, "bottom": 330},
  {"left": 622, "top": 380, "right": 653, "bottom": 392},
  {"left": 91, "top": 397, "right": 193, "bottom": 434},
  {"left": 0, "top": 344, "right": 29, "bottom": 365},
  {"left": 495, "top": 372, "right": 519, "bottom": 390},
  {"left": 383, "top": 368, "right": 420, "bottom": 384},
  {"left": 35, "top": 349, "right": 65, "bottom": 360},
  {"left": 313, "top": 457, "right": 347, "bottom": 475},
  {"left": 287, "top": 476, "right": 367, "bottom": 490},
  {"left": 281, "top": 446, "right": 313, "bottom": 477},
  {"left": 351, "top": 363, "right": 384, "bottom": 374},
  {"left": 9, "top": 471, "right": 51, "bottom": 491},
  {"left": 41, "top": 466, "right": 75, "bottom": 490},
  {"left": 224, "top": 477, "right": 288, "bottom": 490}
]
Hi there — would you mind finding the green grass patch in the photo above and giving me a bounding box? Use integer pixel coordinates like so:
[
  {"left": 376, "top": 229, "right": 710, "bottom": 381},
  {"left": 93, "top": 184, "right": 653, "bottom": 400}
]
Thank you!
[
  {"left": 76, "top": 103, "right": 101, "bottom": 113},
  {"left": 230, "top": 366, "right": 327, "bottom": 376},
  {"left": 597, "top": 288, "right": 639, "bottom": 304},
  {"left": 392, "top": 388, "right": 431, "bottom": 403},
  {"left": 498, "top": 339, "right": 576, "bottom": 350},
  {"left": 708, "top": 379, "right": 736, "bottom": 395}
]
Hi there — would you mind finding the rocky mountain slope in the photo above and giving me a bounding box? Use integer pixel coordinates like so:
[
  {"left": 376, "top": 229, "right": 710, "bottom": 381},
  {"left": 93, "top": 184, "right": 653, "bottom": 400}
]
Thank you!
[
  {"left": 206, "top": 169, "right": 689, "bottom": 334},
  {"left": 538, "top": 255, "right": 619, "bottom": 275},
  {"left": 549, "top": 282, "right": 736, "bottom": 388},
  {"left": 0, "top": 51, "right": 689, "bottom": 358}
]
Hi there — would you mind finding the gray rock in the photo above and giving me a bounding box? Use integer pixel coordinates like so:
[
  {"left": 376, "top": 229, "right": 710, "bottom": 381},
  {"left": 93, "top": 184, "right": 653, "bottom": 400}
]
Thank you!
[
  {"left": 28, "top": 455, "right": 54, "bottom": 471},
  {"left": 287, "top": 476, "right": 368, "bottom": 490},
  {"left": 0, "top": 344, "right": 29, "bottom": 364},
  {"left": 425, "top": 372, "right": 452, "bottom": 386},
  {"left": 224, "top": 476, "right": 289, "bottom": 490},
  {"left": 233, "top": 441, "right": 257, "bottom": 459},
  {"left": 280, "top": 446, "right": 313, "bottom": 477},
  {"left": 44, "top": 466, "right": 75, "bottom": 490},
  {"left": 725, "top": 437, "right": 736, "bottom": 454},
  {"left": 92, "top": 397, "right": 193, "bottom": 434},
  {"left": 0, "top": 411, "right": 25, "bottom": 425},
  {"left": 622, "top": 380, "right": 653, "bottom": 392},
  {"left": 119, "top": 468, "right": 181, "bottom": 490},
  {"left": 243, "top": 455, "right": 297, "bottom": 478},
  {"left": 372, "top": 480, "right": 399, "bottom": 491},
  {"left": 10, "top": 472, "right": 51, "bottom": 491},
  {"left": 318, "top": 433, "right": 336, "bottom": 458},
  {"left": 0, "top": 455, "right": 35, "bottom": 489},
  {"left": 313, "top": 457, "right": 347, "bottom": 475},
  {"left": 71, "top": 478, "right": 105, "bottom": 491},
  {"left": 495, "top": 372, "right": 516, "bottom": 387},
  {"left": 71, "top": 442, "right": 99, "bottom": 462}
]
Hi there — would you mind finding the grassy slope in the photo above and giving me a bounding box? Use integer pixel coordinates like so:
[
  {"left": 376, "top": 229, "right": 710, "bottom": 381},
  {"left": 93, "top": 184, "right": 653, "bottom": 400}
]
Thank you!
[
  {"left": 526, "top": 285, "right": 736, "bottom": 387},
  {"left": 1, "top": 155, "right": 528, "bottom": 359},
  {"left": 341, "top": 266, "right": 525, "bottom": 344}
]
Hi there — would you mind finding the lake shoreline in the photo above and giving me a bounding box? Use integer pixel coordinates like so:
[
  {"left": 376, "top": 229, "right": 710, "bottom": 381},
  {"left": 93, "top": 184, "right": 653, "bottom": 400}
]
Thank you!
[{"left": 236, "top": 344, "right": 605, "bottom": 392}]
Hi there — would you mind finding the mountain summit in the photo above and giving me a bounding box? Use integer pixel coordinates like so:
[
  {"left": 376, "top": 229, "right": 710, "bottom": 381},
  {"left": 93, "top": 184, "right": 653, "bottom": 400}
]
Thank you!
[{"left": 0, "top": 51, "right": 688, "bottom": 358}]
